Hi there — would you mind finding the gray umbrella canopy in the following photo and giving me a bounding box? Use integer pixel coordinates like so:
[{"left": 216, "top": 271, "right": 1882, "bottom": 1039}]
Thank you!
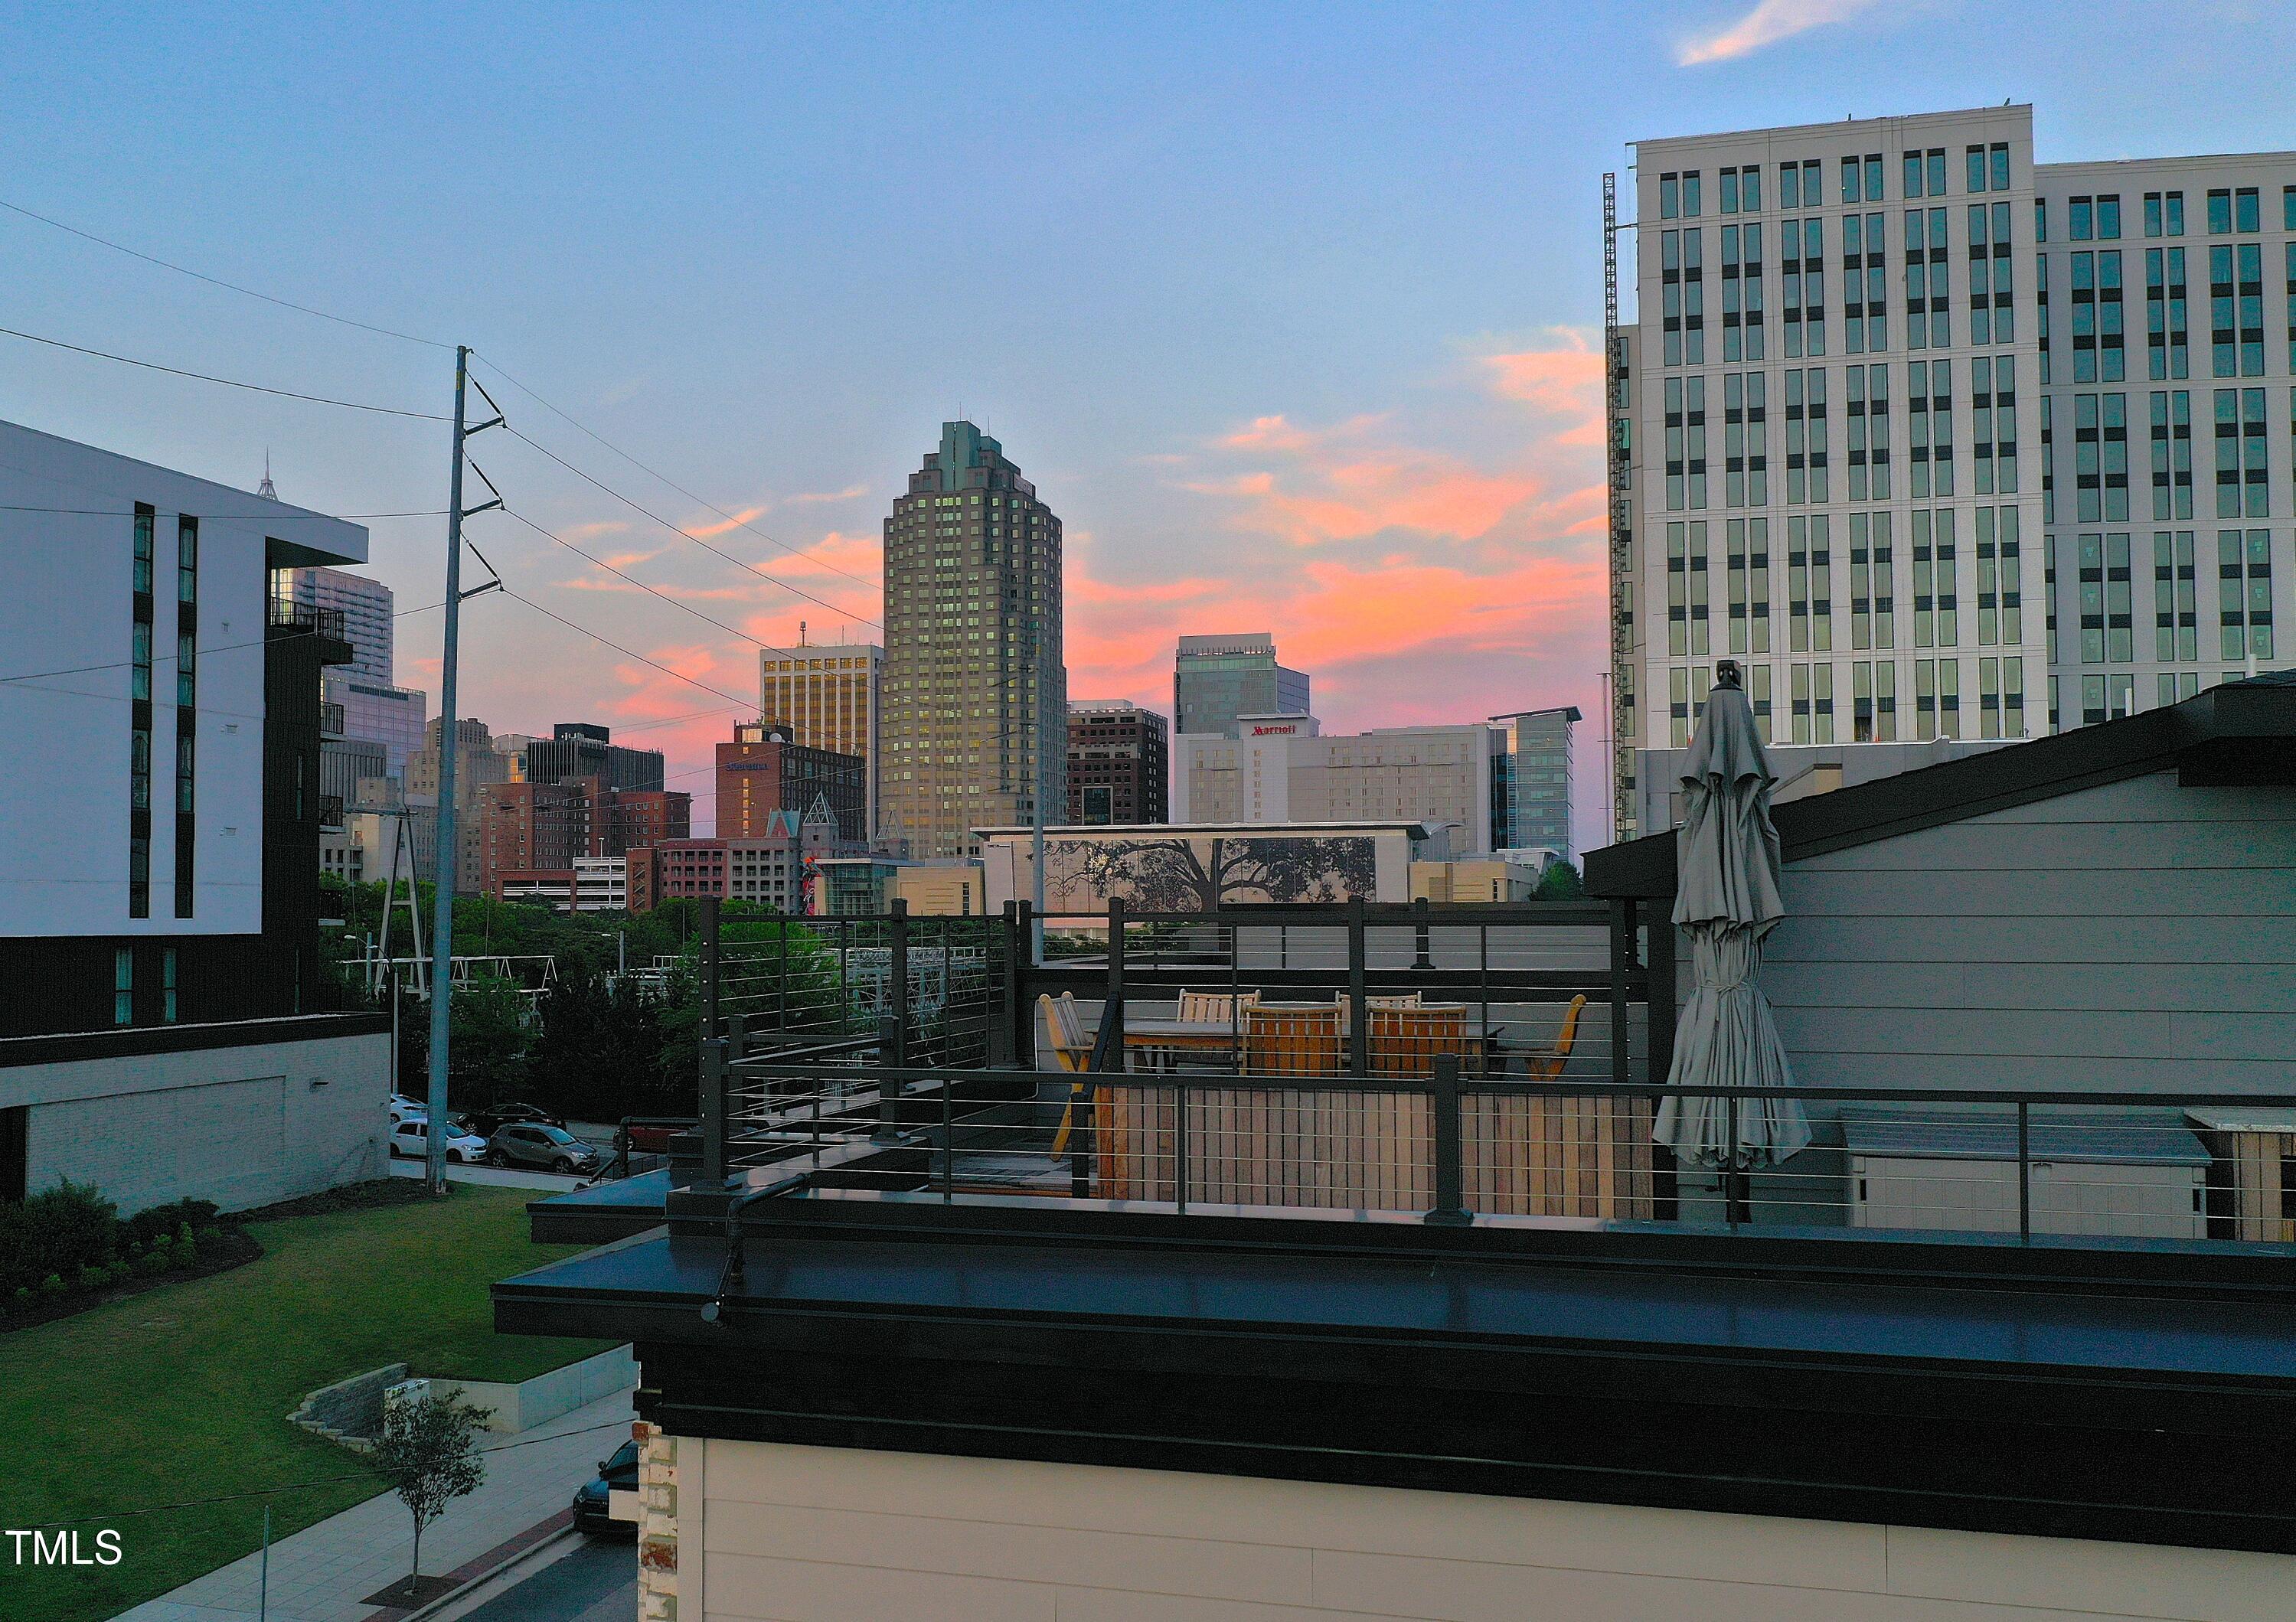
[{"left": 1653, "top": 671, "right": 1811, "bottom": 1173}]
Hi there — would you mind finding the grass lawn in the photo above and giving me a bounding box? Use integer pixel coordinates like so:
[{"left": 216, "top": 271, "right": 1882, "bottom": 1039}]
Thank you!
[{"left": 0, "top": 1183, "right": 614, "bottom": 1622}]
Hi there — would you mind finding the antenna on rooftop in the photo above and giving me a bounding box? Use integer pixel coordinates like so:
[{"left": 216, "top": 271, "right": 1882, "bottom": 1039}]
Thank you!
[{"left": 257, "top": 451, "right": 277, "bottom": 501}]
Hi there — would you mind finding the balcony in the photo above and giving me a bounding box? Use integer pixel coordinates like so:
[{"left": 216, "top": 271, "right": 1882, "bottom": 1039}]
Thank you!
[{"left": 266, "top": 599, "right": 354, "bottom": 665}]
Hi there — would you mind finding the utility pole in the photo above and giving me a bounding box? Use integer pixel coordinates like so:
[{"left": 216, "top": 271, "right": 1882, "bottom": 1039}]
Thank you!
[{"left": 423, "top": 347, "right": 503, "bottom": 1195}]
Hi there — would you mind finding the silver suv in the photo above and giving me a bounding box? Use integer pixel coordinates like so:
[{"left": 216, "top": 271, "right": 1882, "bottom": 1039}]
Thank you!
[{"left": 486, "top": 1122, "right": 601, "bottom": 1176}]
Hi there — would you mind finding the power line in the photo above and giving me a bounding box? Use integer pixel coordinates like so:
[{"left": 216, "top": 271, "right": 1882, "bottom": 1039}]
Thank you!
[
  {"left": 0, "top": 504, "right": 446, "bottom": 521},
  {"left": 0, "top": 603, "right": 444, "bottom": 686},
  {"left": 0, "top": 325, "right": 448, "bottom": 420},
  {"left": 498, "top": 504, "right": 820, "bottom": 665},
  {"left": 472, "top": 354, "right": 882, "bottom": 592},
  {"left": 498, "top": 586, "right": 757, "bottom": 709},
  {"left": 500, "top": 425, "right": 881, "bottom": 628},
  {"left": 0, "top": 194, "right": 455, "bottom": 350}
]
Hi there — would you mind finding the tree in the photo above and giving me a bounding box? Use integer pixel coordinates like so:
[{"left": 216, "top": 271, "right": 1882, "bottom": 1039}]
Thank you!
[
  {"left": 1053, "top": 834, "right": 1379, "bottom": 909},
  {"left": 1535, "top": 860, "right": 1586, "bottom": 902},
  {"left": 371, "top": 1392, "right": 492, "bottom": 1601},
  {"left": 448, "top": 975, "right": 533, "bottom": 1110}
]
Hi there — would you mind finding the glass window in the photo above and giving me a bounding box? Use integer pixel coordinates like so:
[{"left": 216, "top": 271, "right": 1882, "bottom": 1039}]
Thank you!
[
  {"left": 162, "top": 948, "right": 178, "bottom": 1024},
  {"left": 2208, "top": 188, "right": 2232, "bottom": 234},
  {"left": 2236, "top": 187, "right": 2259, "bottom": 233},
  {"left": 2097, "top": 194, "right": 2121, "bottom": 240},
  {"left": 1991, "top": 144, "right": 2010, "bottom": 192},
  {"left": 2069, "top": 196, "right": 2093, "bottom": 240},
  {"left": 113, "top": 948, "right": 133, "bottom": 1026}
]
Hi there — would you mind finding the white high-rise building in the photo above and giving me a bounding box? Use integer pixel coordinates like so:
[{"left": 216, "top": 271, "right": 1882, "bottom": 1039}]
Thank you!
[{"left": 1610, "top": 104, "right": 2294, "bottom": 838}]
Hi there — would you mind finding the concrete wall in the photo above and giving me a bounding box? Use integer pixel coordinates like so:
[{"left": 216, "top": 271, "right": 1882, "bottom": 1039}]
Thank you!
[
  {"left": 2, "top": 1026, "right": 390, "bottom": 1212},
  {"left": 681, "top": 1437, "right": 2294, "bottom": 1621},
  {"left": 1762, "top": 770, "right": 2296, "bottom": 1093},
  {"left": 442, "top": 1344, "right": 635, "bottom": 1434}
]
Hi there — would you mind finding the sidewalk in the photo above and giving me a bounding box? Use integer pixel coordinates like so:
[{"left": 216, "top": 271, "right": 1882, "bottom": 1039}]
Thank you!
[{"left": 112, "top": 1388, "right": 637, "bottom": 1622}]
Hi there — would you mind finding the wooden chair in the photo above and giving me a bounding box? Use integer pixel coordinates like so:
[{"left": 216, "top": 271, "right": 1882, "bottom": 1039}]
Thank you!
[
  {"left": 1037, "top": 992, "right": 1092, "bottom": 1072},
  {"left": 1524, "top": 994, "right": 1589, "bottom": 1082},
  {"left": 1366, "top": 1004, "right": 1472, "bottom": 1079},
  {"left": 1334, "top": 992, "right": 1421, "bottom": 1034},
  {"left": 1177, "top": 988, "right": 1261, "bottom": 1023},
  {"left": 1243, "top": 1004, "right": 1343, "bottom": 1077}
]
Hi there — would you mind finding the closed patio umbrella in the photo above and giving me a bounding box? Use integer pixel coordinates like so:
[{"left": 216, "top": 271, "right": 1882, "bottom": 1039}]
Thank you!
[{"left": 1653, "top": 661, "right": 1810, "bottom": 1222}]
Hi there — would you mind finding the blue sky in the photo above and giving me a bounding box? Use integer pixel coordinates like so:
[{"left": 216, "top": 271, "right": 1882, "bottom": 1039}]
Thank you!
[{"left": 6, "top": 1, "right": 2294, "bottom": 845}]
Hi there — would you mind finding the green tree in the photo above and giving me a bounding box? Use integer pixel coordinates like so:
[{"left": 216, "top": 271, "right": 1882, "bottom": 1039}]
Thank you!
[
  {"left": 371, "top": 1392, "right": 492, "bottom": 1603},
  {"left": 448, "top": 975, "right": 534, "bottom": 1109},
  {"left": 1536, "top": 861, "right": 1587, "bottom": 902}
]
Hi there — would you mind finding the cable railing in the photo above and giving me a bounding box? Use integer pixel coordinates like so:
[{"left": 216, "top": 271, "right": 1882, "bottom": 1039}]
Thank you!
[{"left": 698, "top": 1059, "right": 2296, "bottom": 1251}]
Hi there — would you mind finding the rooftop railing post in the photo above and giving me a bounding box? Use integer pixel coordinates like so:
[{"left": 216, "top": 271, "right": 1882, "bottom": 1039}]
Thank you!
[
  {"left": 1347, "top": 895, "right": 1370, "bottom": 1077},
  {"left": 2017, "top": 1100, "right": 2032, "bottom": 1245},
  {"left": 1413, "top": 896, "right": 1433, "bottom": 971},
  {"left": 1004, "top": 900, "right": 1029, "bottom": 1066},
  {"left": 700, "top": 1036, "right": 727, "bottom": 1184},
  {"left": 1725, "top": 1094, "right": 1741, "bottom": 1229},
  {"left": 1426, "top": 1054, "right": 1470, "bottom": 1226},
  {"left": 1174, "top": 1075, "right": 1190, "bottom": 1214},
  {"left": 1647, "top": 906, "right": 1677, "bottom": 1089},
  {"left": 776, "top": 919, "right": 789, "bottom": 1036},
  {"left": 701, "top": 895, "right": 722, "bottom": 1043},
  {"left": 874, "top": 1013, "right": 904, "bottom": 1144},
  {"left": 940, "top": 1072, "right": 955, "bottom": 1203},
  {"left": 1609, "top": 898, "right": 1635, "bottom": 1088},
  {"left": 1105, "top": 896, "right": 1127, "bottom": 1066},
  {"left": 888, "top": 898, "right": 910, "bottom": 1068}
]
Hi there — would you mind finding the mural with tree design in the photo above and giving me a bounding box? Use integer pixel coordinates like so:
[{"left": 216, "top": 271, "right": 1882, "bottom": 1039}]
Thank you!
[{"left": 1045, "top": 834, "right": 1377, "bottom": 910}]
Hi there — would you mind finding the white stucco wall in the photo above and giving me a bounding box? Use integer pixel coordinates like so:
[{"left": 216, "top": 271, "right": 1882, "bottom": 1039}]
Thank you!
[
  {"left": 681, "top": 1436, "right": 2294, "bottom": 1622},
  {"left": 0, "top": 419, "right": 367, "bottom": 938},
  {"left": 2, "top": 1025, "right": 390, "bottom": 1212}
]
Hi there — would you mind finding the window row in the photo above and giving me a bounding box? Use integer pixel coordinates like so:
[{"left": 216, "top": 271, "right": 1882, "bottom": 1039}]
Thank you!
[
  {"left": 1664, "top": 654, "right": 2025, "bottom": 747},
  {"left": 1664, "top": 507, "right": 2025, "bottom": 659},
  {"left": 1663, "top": 359, "right": 2022, "bottom": 509},
  {"left": 1666, "top": 142, "right": 2013, "bottom": 221}
]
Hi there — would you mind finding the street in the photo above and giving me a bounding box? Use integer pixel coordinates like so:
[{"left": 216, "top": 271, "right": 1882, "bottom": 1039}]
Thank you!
[{"left": 442, "top": 1537, "right": 635, "bottom": 1622}]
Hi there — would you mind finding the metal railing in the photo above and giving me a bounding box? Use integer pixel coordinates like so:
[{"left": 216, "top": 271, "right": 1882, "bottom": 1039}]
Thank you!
[
  {"left": 702, "top": 1059, "right": 2296, "bottom": 1252},
  {"left": 266, "top": 599, "right": 347, "bottom": 641}
]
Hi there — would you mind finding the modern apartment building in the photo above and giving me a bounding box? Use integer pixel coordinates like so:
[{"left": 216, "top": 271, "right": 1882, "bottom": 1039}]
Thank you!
[
  {"left": 880, "top": 421, "right": 1066, "bottom": 858},
  {"left": 283, "top": 566, "right": 428, "bottom": 790},
  {"left": 1488, "top": 704, "right": 1579, "bottom": 865},
  {"left": 1171, "top": 713, "right": 1497, "bottom": 850},
  {"left": 1611, "top": 103, "right": 2296, "bottom": 838},
  {"left": 1066, "top": 699, "right": 1169, "bottom": 824},
  {"left": 1171, "top": 631, "right": 1310, "bottom": 739},
  {"left": 715, "top": 720, "right": 867, "bottom": 845},
  {"left": 0, "top": 421, "right": 388, "bottom": 1210},
  {"left": 759, "top": 638, "right": 881, "bottom": 840},
  {"left": 322, "top": 671, "right": 426, "bottom": 785}
]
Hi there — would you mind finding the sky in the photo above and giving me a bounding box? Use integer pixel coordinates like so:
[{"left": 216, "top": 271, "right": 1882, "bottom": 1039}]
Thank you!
[{"left": 7, "top": 1, "right": 2296, "bottom": 850}]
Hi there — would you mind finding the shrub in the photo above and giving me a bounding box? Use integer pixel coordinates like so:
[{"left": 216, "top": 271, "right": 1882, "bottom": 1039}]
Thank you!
[
  {"left": 0, "top": 1183, "right": 120, "bottom": 1296},
  {"left": 38, "top": 1274, "right": 67, "bottom": 1298},
  {"left": 174, "top": 1235, "right": 198, "bottom": 1268},
  {"left": 125, "top": 1199, "right": 219, "bottom": 1251},
  {"left": 133, "top": 1249, "right": 170, "bottom": 1278},
  {"left": 73, "top": 1262, "right": 109, "bottom": 1293}
]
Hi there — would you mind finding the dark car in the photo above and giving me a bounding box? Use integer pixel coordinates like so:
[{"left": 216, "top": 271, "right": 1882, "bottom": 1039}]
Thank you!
[
  {"left": 573, "top": 1439, "right": 639, "bottom": 1536},
  {"left": 456, "top": 1101, "right": 565, "bottom": 1141},
  {"left": 486, "top": 1121, "right": 602, "bottom": 1176}
]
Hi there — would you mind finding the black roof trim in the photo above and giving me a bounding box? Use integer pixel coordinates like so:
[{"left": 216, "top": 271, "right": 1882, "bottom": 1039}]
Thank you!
[{"left": 1585, "top": 677, "right": 2296, "bottom": 899}]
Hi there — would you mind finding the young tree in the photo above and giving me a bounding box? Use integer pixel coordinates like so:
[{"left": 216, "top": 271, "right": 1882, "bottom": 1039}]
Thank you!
[{"left": 371, "top": 1392, "right": 492, "bottom": 1601}]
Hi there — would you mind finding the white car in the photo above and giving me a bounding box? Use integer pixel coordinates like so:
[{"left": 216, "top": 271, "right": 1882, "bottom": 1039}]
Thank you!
[
  {"left": 389, "top": 1093, "right": 426, "bottom": 1124},
  {"left": 390, "top": 1117, "right": 488, "bottom": 1163}
]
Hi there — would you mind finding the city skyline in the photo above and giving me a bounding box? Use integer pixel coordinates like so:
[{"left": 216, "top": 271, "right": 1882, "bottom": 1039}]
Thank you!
[{"left": 8, "top": 5, "right": 2296, "bottom": 857}]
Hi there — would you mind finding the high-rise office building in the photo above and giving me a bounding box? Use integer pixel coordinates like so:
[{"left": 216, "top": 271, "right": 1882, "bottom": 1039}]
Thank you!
[
  {"left": 283, "top": 566, "right": 392, "bottom": 680},
  {"left": 716, "top": 721, "right": 867, "bottom": 845},
  {"left": 1611, "top": 103, "right": 2296, "bottom": 838},
  {"left": 1172, "top": 632, "right": 1310, "bottom": 739},
  {"left": 524, "top": 722, "right": 665, "bottom": 793},
  {"left": 1488, "top": 706, "right": 1579, "bottom": 865},
  {"left": 759, "top": 639, "right": 881, "bottom": 840},
  {"left": 407, "top": 716, "right": 510, "bottom": 893},
  {"left": 283, "top": 566, "right": 426, "bottom": 788},
  {"left": 1066, "top": 700, "right": 1169, "bottom": 824},
  {"left": 880, "top": 422, "right": 1066, "bottom": 858}
]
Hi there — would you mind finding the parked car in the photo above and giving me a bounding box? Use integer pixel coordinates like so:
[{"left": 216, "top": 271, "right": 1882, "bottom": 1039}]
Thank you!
[
  {"left": 456, "top": 1101, "right": 566, "bottom": 1141},
  {"left": 389, "top": 1093, "right": 426, "bottom": 1124},
  {"left": 390, "top": 1117, "right": 489, "bottom": 1163},
  {"left": 573, "top": 1438, "right": 640, "bottom": 1537},
  {"left": 487, "top": 1122, "right": 602, "bottom": 1176}
]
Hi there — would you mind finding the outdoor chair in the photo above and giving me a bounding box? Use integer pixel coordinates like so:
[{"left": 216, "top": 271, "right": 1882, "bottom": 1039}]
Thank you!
[
  {"left": 1524, "top": 994, "right": 1588, "bottom": 1082},
  {"left": 1037, "top": 992, "right": 1092, "bottom": 1072},
  {"left": 1366, "top": 1003, "right": 1472, "bottom": 1079},
  {"left": 1176, "top": 988, "right": 1261, "bottom": 1023}
]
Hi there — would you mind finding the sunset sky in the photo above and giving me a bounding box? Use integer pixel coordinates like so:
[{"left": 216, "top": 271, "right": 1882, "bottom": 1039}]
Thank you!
[{"left": 7, "top": 2, "right": 2294, "bottom": 850}]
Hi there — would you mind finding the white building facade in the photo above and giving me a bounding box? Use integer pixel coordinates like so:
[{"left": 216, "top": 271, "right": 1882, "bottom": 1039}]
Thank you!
[
  {"left": 1614, "top": 104, "right": 2294, "bottom": 835},
  {"left": 1173, "top": 715, "right": 1497, "bottom": 851}
]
